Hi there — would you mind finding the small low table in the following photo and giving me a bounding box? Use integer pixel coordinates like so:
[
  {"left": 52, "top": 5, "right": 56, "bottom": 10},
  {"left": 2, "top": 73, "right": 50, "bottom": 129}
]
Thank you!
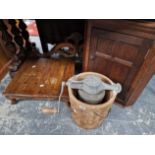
[{"left": 3, "top": 58, "right": 75, "bottom": 104}]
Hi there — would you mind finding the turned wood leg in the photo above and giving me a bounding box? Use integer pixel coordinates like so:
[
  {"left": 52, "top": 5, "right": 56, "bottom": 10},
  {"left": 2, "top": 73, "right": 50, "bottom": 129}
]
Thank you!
[{"left": 10, "top": 99, "right": 17, "bottom": 105}]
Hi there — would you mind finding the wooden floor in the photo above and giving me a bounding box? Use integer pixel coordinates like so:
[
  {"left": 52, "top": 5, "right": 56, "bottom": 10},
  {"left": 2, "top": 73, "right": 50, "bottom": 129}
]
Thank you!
[{"left": 3, "top": 58, "right": 75, "bottom": 101}]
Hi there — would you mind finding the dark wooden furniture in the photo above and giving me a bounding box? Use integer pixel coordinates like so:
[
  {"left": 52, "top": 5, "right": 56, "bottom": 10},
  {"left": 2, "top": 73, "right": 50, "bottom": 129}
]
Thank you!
[
  {"left": 3, "top": 58, "right": 74, "bottom": 104},
  {"left": 1, "top": 19, "right": 155, "bottom": 106},
  {"left": 83, "top": 20, "right": 155, "bottom": 106},
  {"left": 0, "top": 20, "right": 17, "bottom": 81},
  {"left": 0, "top": 19, "right": 77, "bottom": 104},
  {"left": 0, "top": 19, "right": 33, "bottom": 79},
  {"left": 36, "top": 19, "right": 85, "bottom": 52},
  {"left": 0, "top": 43, "right": 12, "bottom": 81}
]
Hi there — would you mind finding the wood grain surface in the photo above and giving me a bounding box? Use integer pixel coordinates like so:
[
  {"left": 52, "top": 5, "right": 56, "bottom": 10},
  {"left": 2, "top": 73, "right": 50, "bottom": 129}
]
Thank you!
[
  {"left": 83, "top": 20, "right": 155, "bottom": 106},
  {"left": 3, "top": 58, "right": 75, "bottom": 102}
]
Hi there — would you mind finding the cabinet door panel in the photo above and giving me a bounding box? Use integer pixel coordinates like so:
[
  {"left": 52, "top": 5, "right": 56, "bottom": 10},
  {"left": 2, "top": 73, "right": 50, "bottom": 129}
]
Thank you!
[{"left": 88, "top": 29, "right": 151, "bottom": 101}]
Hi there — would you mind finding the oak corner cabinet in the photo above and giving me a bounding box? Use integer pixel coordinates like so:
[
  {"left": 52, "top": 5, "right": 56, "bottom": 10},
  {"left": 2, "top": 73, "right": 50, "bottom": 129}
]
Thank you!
[{"left": 83, "top": 20, "right": 155, "bottom": 106}]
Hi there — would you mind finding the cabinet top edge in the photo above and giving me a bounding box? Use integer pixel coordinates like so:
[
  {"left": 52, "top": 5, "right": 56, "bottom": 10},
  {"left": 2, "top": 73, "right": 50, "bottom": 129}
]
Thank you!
[{"left": 87, "top": 19, "right": 155, "bottom": 40}]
